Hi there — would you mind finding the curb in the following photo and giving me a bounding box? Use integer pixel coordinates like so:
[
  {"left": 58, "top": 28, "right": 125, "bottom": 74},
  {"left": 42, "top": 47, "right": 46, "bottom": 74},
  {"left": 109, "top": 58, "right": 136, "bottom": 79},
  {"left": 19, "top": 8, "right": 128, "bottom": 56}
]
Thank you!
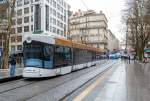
[{"left": 0, "top": 75, "right": 22, "bottom": 84}]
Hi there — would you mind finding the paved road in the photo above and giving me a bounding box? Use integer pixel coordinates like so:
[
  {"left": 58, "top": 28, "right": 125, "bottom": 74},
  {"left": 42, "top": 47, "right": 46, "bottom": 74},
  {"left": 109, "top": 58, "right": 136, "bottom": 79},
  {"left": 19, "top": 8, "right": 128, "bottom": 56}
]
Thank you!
[
  {"left": 70, "top": 61, "right": 150, "bottom": 101},
  {"left": 0, "top": 60, "right": 117, "bottom": 101}
]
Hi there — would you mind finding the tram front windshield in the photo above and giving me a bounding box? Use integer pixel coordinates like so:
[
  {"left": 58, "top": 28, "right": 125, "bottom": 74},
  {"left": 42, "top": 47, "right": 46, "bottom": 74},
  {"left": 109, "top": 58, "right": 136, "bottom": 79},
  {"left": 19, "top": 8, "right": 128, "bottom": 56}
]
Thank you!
[{"left": 24, "top": 42, "right": 53, "bottom": 69}]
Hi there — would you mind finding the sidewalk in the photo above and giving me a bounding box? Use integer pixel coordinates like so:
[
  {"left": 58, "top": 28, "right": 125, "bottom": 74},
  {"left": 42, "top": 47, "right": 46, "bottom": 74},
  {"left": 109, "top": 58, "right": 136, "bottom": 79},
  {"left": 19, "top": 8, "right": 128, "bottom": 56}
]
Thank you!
[
  {"left": 0, "top": 68, "right": 23, "bottom": 82},
  {"left": 75, "top": 61, "right": 150, "bottom": 101}
]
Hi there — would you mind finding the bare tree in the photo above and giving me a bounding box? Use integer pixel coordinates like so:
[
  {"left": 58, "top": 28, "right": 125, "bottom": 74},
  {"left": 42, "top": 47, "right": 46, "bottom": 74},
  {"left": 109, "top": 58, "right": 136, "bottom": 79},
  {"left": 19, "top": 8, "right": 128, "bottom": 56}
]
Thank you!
[
  {"left": 123, "top": 0, "right": 150, "bottom": 61},
  {"left": 0, "top": 0, "right": 16, "bottom": 69}
]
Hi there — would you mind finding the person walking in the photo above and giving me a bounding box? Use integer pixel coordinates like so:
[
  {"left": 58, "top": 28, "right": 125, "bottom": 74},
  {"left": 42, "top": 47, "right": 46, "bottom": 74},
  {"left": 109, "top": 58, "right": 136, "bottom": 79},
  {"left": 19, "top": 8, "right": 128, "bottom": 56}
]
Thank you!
[
  {"left": 128, "top": 55, "right": 130, "bottom": 64},
  {"left": 9, "top": 55, "right": 16, "bottom": 76}
]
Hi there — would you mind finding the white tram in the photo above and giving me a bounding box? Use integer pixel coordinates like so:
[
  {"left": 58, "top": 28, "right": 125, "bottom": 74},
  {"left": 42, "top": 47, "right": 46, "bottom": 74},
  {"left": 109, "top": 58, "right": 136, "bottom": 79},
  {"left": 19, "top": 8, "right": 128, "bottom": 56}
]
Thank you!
[{"left": 23, "top": 35, "right": 102, "bottom": 78}]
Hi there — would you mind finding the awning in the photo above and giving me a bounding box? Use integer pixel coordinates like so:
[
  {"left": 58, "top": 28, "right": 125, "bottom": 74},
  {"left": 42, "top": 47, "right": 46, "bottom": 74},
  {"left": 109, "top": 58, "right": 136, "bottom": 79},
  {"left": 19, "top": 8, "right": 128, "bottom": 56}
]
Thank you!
[{"left": 144, "top": 49, "right": 150, "bottom": 53}]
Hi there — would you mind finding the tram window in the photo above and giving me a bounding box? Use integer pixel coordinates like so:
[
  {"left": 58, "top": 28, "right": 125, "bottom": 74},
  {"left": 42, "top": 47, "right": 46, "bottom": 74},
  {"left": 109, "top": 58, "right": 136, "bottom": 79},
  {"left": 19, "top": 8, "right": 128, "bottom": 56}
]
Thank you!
[
  {"left": 43, "top": 45, "right": 54, "bottom": 69},
  {"left": 23, "top": 42, "right": 43, "bottom": 68},
  {"left": 73, "top": 49, "right": 85, "bottom": 64},
  {"left": 43, "top": 45, "right": 51, "bottom": 60},
  {"left": 73, "top": 49, "right": 93, "bottom": 65},
  {"left": 54, "top": 46, "right": 71, "bottom": 68}
]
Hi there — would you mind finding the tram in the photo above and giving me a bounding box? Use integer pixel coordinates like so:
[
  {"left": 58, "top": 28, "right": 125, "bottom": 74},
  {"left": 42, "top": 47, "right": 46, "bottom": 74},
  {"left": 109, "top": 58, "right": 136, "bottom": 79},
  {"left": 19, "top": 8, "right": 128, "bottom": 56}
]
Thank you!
[{"left": 23, "top": 34, "right": 102, "bottom": 78}]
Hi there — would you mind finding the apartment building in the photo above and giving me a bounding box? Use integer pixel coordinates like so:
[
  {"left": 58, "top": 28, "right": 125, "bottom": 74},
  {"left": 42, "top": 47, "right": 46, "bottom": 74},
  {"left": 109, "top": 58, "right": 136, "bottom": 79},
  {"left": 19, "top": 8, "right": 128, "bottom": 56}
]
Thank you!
[
  {"left": 0, "top": 0, "right": 70, "bottom": 67},
  {"left": 107, "top": 30, "right": 119, "bottom": 52},
  {"left": 10, "top": 0, "right": 70, "bottom": 54},
  {"left": 69, "top": 10, "right": 108, "bottom": 52}
]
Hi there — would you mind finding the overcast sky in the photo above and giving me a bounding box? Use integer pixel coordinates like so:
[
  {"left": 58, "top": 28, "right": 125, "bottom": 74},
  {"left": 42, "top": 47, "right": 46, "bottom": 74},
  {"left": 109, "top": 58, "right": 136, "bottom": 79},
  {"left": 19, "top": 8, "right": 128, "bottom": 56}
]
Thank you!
[{"left": 66, "top": 0, "right": 126, "bottom": 41}]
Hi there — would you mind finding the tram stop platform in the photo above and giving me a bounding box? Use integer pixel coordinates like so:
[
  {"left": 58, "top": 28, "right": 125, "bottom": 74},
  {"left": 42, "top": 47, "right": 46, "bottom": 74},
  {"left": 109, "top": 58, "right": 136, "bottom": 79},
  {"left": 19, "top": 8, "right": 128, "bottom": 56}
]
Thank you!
[
  {"left": 0, "top": 68, "right": 23, "bottom": 83},
  {"left": 72, "top": 61, "right": 150, "bottom": 101}
]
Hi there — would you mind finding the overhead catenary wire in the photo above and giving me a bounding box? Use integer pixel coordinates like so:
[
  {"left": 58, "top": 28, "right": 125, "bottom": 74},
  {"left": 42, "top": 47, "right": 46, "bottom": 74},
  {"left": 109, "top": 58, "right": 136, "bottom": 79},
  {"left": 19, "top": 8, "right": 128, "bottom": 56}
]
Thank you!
[
  {"left": 80, "top": 0, "right": 89, "bottom": 44},
  {"left": 80, "top": 0, "right": 89, "bottom": 10}
]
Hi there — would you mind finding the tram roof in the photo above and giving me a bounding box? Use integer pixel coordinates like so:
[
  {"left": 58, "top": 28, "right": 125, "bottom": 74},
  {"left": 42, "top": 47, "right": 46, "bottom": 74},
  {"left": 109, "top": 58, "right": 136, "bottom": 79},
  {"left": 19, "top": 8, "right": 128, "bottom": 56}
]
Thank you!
[
  {"left": 55, "top": 38, "right": 101, "bottom": 53},
  {"left": 23, "top": 34, "right": 101, "bottom": 53}
]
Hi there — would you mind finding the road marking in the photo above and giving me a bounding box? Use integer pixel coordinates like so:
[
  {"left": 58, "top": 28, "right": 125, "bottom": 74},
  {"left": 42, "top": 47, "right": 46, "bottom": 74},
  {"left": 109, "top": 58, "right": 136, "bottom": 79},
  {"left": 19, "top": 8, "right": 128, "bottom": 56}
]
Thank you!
[{"left": 72, "top": 66, "right": 114, "bottom": 101}]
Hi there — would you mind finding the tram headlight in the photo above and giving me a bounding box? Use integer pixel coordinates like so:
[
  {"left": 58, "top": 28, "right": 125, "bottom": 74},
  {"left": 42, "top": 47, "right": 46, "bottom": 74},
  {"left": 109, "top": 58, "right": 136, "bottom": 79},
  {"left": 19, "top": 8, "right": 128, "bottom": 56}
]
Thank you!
[{"left": 26, "top": 37, "right": 32, "bottom": 43}]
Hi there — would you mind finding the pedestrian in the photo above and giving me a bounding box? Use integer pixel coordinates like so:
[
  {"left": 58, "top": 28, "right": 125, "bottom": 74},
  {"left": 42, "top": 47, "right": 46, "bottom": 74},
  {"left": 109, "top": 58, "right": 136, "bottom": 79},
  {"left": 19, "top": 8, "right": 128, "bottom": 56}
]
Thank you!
[
  {"left": 9, "top": 55, "right": 16, "bottom": 77},
  {"left": 134, "top": 55, "right": 136, "bottom": 63},
  {"left": 144, "top": 53, "right": 148, "bottom": 63},
  {"left": 128, "top": 55, "right": 130, "bottom": 64}
]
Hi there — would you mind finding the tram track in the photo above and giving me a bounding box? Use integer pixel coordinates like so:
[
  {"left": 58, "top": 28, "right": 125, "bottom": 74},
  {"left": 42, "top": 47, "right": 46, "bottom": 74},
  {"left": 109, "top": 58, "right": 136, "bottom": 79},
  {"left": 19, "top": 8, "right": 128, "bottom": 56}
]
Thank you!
[
  {"left": 25, "top": 61, "right": 117, "bottom": 101},
  {"left": 59, "top": 62, "right": 120, "bottom": 101},
  {"left": 0, "top": 78, "right": 37, "bottom": 94},
  {"left": 0, "top": 60, "right": 115, "bottom": 101},
  {"left": 0, "top": 75, "right": 23, "bottom": 84}
]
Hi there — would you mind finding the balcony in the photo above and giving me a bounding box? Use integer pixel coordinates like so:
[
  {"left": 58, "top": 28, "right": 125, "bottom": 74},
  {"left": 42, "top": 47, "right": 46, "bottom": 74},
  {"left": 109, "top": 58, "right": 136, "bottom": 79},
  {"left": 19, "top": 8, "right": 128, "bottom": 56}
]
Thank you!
[{"left": 83, "top": 39, "right": 107, "bottom": 45}]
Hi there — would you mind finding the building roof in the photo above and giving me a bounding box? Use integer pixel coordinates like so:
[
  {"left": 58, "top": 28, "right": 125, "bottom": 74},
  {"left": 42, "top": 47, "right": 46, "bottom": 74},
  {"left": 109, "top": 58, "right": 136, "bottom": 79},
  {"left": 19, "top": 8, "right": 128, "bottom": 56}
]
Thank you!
[{"left": 70, "top": 10, "right": 108, "bottom": 22}]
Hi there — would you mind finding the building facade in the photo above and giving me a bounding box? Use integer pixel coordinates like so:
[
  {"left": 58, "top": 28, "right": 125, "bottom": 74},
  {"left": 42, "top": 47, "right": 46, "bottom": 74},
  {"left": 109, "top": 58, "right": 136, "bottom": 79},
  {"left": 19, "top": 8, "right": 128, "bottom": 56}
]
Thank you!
[
  {"left": 10, "top": 0, "right": 70, "bottom": 54},
  {"left": 0, "top": 0, "right": 70, "bottom": 68},
  {"left": 107, "top": 30, "right": 119, "bottom": 52},
  {"left": 69, "top": 10, "right": 108, "bottom": 52}
]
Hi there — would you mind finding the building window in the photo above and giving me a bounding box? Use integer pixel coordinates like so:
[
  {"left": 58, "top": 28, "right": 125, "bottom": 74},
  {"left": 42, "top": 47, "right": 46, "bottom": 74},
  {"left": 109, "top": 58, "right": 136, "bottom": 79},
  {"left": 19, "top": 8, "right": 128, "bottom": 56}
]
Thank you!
[
  {"left": 52, "top": 27, "right": 56, "bottom": 33},
  {"left": 61, "top": 30, "right": 63, "bottom": 35},
  {"left": 53, "top": 0, "right": 56, "bottom": 8},
  {"left": 60, "top": 7, "right": 63, "bottom": 13},
  {"left": 24, "top": 7, "right": 29, "bottom": 14},
  {"left": 34, "top": 4, "right": 41, "bottom": 31},
  {"left": 24, "top": 16, "right": 29, "bottom": 23},
  {"left": 11, "top": 37, "right": 15, "bottom": 43},
  {"left": 11, "top": 46, "right": 15, "bottom": 52},
  {"left": 31, "top": 25, "right": 33, "bottom": 31},
  {"left": 50, "top": 17, "right": 52, "bottom": 23},
  {"left": 64, "top": 24, "right": 66, "bottom": 35},
  {"left": 57, "top": 4, "right": 60, "bottom": 10},
  {"left": 12, "top": 19, "right": 16, "bottom": 25},
  {"left": 57, "top": 20, "right": 59, "bottom": 27},
  {"left": 31, "top": 6, "right": 33, "bottom": 12},
  {"left": 31, "top": 15, "right": 33, "bottom": 22},
  {"left": 17, "top": 45, "right": 22, "bottom": 50},
  {"left": 17, "top": 0, "right": 22, "bottom": 7},
  {"left": 60, "top": 22, "right": 63, "bottom": 28},
  {"left": 53, "top": 9, "right": 56, "bottom": 16},
  {"left": 17, "top": 9, "right": 22, "bottom": 16},
  {"left": 17, "top": 18, "right": 22, "bottom": 24},
  {"left": 24, "top": 26, "right": 29, "bottom": 32},
  {"left": 50, "top": 26, "right": 52, "bottom": 32},
  {"left": 61, "top": 15, "right": 63, "bottom": 21},
  {"left": 57, "top": 29, "right": 60, "bottom": 34},
  {"left": 17, "top": 27, "right": 22, "bottom": 33},
  {"left": 50, "top": 0, "right": 52, "bottom": 5},
  {"left": 50, "top": 7, "right": 52, "bottom": 14},
  {"left": 64, "top": 15, "right": 66, "bottom": 22},
  {"left": 45, "top": 5, "right": 49, "bottom": 31},
  {"left": 64, "top": 2, "right": 66, "bottom": 8},
  {"left": 17, "top": 36, "right": 22, "bottom": 42},
  {"left": 11, "top": 28, "right": 15, "bottom": 34},
  {"left": 12, "top": 11, "right": 16, "bottom": 17},
  {"left": 24, "top": 0, "right": 29, "bottom": 5},
  {"left": 53, "top": 18, "right": 56, "bottom": 25}
]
